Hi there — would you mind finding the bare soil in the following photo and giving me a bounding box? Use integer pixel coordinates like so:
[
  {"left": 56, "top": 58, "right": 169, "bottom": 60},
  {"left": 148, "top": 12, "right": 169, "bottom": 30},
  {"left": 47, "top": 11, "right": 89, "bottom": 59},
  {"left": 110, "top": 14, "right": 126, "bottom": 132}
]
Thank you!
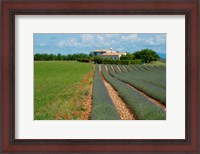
[
  {"left": 80, "top": 84, "right": 93, "bottom": 120},
  {"left": 123, "top": 65, "right": 129, "bottom": 72},
  {"left": 116, "top": 65, "right": 122, "bottom": 72}
]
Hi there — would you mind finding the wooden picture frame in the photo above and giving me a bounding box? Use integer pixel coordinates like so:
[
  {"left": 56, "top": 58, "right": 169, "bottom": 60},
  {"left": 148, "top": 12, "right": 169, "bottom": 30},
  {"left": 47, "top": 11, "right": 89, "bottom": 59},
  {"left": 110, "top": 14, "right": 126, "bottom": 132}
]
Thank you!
[{"left": 1, "top": 0, "right": 199, "bottom": 153}]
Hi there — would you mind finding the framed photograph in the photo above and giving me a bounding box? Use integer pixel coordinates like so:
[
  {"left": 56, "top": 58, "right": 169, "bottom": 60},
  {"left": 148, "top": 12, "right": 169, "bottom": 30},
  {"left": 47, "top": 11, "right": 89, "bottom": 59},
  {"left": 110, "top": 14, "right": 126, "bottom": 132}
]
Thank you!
[{"left": 1, "top": 0, "right": 199, "bottom": 153}]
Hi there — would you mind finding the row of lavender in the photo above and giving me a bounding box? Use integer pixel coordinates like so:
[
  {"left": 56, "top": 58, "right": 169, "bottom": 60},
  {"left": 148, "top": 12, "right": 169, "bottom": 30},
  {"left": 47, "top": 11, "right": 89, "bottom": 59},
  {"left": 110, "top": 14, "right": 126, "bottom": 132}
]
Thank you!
[
  {"left": 101, "top": 65, "right": 166, "bottom": 120},
  {"left": 91, "top": 64, "right": 166, "bottom": 120},
  {"left": 110, "top": 65, "right": 166, "bottom": 104},
  {"left": 91, "top": 64, "right": 120, "bottom": 120}
]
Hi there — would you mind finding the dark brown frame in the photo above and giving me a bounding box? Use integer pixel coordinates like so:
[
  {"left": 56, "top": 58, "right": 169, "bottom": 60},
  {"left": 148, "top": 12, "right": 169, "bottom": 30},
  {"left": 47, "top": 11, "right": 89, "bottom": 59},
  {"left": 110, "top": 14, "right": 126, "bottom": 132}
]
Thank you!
[{"left": 0, "top": 0, "right": 199, "bottom": 153}]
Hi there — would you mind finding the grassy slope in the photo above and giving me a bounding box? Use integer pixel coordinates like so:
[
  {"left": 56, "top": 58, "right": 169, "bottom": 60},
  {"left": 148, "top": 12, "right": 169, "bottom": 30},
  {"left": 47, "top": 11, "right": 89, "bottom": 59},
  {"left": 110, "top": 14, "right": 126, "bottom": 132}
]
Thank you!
[{"left": 34, "top": 61, "right": 94, "bottom": 120}]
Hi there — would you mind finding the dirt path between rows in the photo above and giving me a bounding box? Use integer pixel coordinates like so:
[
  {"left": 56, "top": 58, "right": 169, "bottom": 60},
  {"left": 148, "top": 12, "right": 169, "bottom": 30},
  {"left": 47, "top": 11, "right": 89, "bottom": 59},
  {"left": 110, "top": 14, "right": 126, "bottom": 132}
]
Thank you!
[
  {"left": 123, "top": 65, "right": 129, "bottom": 72},
  {"left": 99, "top": 65, "right": 136, "bottom": 120},
  {"left": 110, "top": 65, "right": 166, "bottom": 110}
]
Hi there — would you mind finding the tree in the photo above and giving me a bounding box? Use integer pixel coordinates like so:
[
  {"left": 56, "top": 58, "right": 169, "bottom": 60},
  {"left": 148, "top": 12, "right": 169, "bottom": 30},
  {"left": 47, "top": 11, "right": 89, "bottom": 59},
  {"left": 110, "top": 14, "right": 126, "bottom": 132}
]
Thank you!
[
  {"left": 89, "top": 52, "right": 93, "bottom": 57},
  {"left": 43, "top": 54, "right": 49, "bottom": 60},
  {"left": 57, "top": 53, "right": 63, "bottom": 60},
  {"left": 93, "top": 56, "right": 103, "bottom": 64},
  {"left": 120, "top": 53, "right": 135, "bottom": 60},
  {"left": 134, "top": 49, "right": 160, "bottom": 63},
  {"left": 49, "top": 54, "right": 56, "bottom": 60},
  {"left": 34, "top": 54, "right": 41, "bottom": 60}
]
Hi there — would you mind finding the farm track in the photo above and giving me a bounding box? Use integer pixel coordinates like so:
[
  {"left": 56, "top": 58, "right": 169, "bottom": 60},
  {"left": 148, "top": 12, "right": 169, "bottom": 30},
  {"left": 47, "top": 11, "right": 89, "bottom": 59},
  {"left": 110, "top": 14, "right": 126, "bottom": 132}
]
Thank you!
[
  {"left": 100, "top": 65, "right": 136, "bottom": 120},
  {"left": 111, "top": 65, "right": 166, "bottom": 110}
]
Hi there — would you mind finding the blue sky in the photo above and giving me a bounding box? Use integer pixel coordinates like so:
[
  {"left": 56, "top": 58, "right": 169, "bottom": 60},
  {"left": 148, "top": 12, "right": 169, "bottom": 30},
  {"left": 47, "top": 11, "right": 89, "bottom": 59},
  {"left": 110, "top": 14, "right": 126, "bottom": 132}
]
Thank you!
[{"left": 34, "top": 33, "right": 166, "bottom": 55}]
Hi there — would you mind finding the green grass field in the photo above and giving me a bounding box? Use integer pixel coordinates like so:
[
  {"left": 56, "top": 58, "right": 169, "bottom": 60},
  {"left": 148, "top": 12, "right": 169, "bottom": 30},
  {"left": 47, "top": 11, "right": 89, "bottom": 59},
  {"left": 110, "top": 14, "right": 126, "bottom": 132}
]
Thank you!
[{"left": 34, "top": 61, "right": 94, "bottom": 120}]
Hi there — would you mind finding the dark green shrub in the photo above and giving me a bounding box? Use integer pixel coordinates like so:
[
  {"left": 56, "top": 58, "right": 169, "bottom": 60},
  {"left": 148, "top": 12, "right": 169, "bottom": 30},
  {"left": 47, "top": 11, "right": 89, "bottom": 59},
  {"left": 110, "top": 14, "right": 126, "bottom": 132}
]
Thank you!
[
  {"left": 93, "top": 56, "right": 103, "bottom": 64},
  {"left": 131, "top": 59, "right": 142, "bottom": 64}
]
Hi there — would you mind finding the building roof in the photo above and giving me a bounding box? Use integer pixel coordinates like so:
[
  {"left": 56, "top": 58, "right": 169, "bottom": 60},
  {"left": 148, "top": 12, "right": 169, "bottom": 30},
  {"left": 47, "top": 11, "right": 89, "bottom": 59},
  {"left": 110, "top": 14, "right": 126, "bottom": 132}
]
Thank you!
[
  {"left": 93, "top": 49, "right": 110, "bottom": 52},
  {"left": 101, "top": 53, "right": 121, "bottom": 56}
]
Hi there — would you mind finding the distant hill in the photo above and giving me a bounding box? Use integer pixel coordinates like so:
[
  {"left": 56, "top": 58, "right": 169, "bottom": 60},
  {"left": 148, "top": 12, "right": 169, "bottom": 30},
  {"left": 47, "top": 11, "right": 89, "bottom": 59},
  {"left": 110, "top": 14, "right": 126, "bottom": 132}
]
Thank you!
[{"left": 158, "top": 53, "right": 166, "bottom": 59}]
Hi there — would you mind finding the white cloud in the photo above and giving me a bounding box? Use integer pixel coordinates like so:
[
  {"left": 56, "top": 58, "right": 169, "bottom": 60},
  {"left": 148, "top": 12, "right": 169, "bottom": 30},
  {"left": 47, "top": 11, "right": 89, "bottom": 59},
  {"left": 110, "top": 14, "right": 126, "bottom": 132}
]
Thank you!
[
  {"left": 117, "top": 48, "right": 123, "bottom": 51},
  {"left": 57, "top": 38, "right": 92, "bottom": 48},
  {"left": 155, "top": 34, "right": 166, "bottom": 44},
  {"left": 145, "top": 37, "right": 157, "bottom": 45},
  {"left": 57, "top": 40, "right": 66, "bottom": 48},
  {"left": 34, "top": 33, "right": 166, "bottom": 54},
  {"left": 96, "top": 35, "right": 104, "bottom": 41},
  {"left": 145, "top": 34, "right": 166, "bottom": 46},
  {"left": 55, "top": 34, "right": 166, "bottom": 51},
  {"left": 67, "top": 38, "right": 81, "bottom": 47},
  {"left": 94, "top": 41, "right": 110, "bottom": 48},
  {"left": 110, "top": 40, "right": 116, "bottom": 44},
  {"left": 81, "top": 34, "right": 94, "bottom": 42},
  {"left": 40, "top": 42, "right": 46, "bottom": 47},
  {"left": 121, "top": 34, "right": 138, "bottom": 41},
  {"left": 80, "top": 34, "right": 116, "bottom": 47},
  {"left": 92, "top": 34, "right": 112, "bottom": 48},
  {"left": 102, "top": 34, "right": 115, "bottom": 38}
]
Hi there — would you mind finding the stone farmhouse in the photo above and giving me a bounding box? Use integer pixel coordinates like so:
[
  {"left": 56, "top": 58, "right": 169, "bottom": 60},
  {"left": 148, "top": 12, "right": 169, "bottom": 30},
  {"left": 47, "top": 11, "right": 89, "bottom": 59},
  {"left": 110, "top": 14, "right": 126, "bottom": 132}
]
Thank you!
[{"left": 93, "top": 48, "right": 127, "bottom": 60}]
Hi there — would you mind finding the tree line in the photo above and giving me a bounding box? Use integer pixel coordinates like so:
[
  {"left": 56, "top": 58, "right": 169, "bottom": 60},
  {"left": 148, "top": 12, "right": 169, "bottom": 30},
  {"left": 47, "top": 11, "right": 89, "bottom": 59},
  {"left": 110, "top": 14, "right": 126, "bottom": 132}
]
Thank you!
[
  {"left": 34, "top": 53, "right": 93, "bottom": 61},
  {"left": 34, "top": 49, "right": 160, "bottom": 63}
]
